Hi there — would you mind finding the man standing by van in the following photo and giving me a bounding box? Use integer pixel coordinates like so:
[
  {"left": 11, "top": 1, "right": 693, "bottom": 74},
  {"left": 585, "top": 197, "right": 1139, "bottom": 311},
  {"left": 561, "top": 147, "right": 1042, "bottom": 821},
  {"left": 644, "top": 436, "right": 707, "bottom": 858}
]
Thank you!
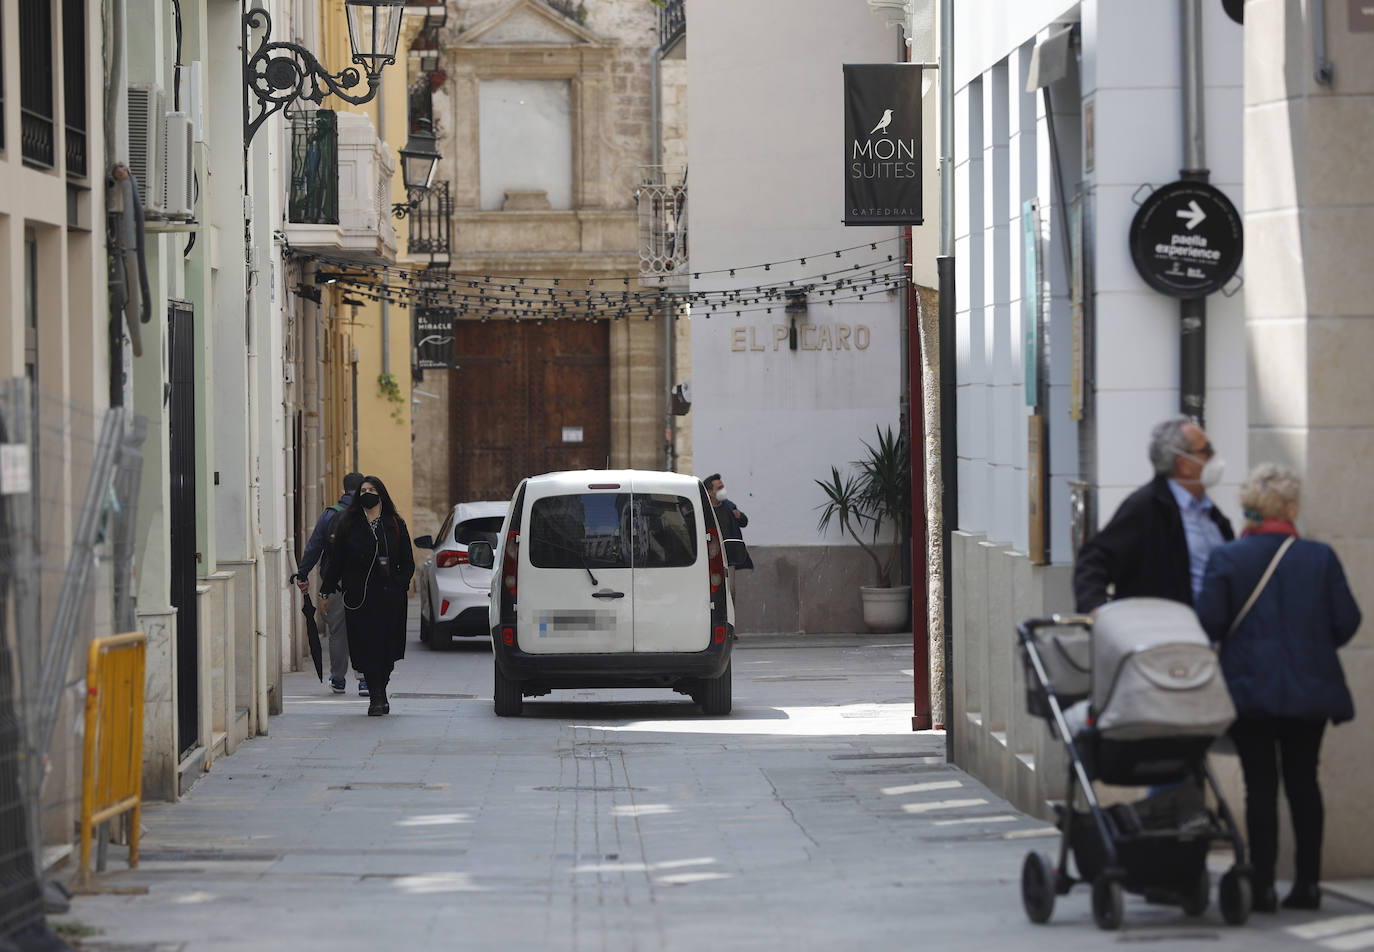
[
  {"left": 704, "top": 474, "right": 752, "bottom": 615},
  {"left": 295, "top": 472, "right": 363, "bottom": 693}
]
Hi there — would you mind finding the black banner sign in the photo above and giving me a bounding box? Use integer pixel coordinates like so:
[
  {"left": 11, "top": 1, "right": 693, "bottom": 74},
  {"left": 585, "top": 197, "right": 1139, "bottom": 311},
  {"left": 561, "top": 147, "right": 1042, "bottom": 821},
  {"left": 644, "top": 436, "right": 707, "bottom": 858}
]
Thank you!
[
  {"left": 414, "top": 307, "right": 456, "bottom": 370},
  {"left": 1128, "top": 180, "right": 1243, "bottom": 299},
  {"left": 843, "top": 64, "right": 924, "bottom": 226}
]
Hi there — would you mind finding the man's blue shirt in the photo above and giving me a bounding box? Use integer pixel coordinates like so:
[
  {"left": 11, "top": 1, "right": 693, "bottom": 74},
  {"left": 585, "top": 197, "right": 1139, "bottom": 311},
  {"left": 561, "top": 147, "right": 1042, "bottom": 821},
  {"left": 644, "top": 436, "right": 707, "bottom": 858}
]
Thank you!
[{"left": 1167, "top": 479, "right": 1225, "bottom": 602}]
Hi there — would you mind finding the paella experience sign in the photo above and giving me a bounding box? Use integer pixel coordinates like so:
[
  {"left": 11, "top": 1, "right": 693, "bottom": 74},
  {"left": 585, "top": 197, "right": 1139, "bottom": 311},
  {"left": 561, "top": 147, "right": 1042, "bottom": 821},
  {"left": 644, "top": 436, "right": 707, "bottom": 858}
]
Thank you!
[
  {"left": 1128, "top": 180, "right": 1243, "bottom": 299},
  {"left": 843, "top": 64, "right": 925, "bottom": 225}
]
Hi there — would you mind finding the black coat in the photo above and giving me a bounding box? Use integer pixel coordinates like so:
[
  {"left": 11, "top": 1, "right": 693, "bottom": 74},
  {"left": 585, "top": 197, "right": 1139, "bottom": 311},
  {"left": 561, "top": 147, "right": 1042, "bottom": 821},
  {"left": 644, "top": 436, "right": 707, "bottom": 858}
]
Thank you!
[
  {"left": 1196, "top": 531, "right": 1360, "bottom": 723},
  {"left": 714, "top": 497, "right": 753, "bottom": 570},
  {"left": 321, "top": 511, "right": 415, "bottom": 675},
  {"left": 1073, "top": 474, "right": 1233, "bottom": 612}
]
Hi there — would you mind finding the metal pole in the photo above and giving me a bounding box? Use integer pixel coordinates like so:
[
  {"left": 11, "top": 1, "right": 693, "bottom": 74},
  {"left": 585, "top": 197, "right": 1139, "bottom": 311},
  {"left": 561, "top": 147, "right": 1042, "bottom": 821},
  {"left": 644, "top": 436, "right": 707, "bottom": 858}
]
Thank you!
[
  {"left": 1179, "top": 0, "right": 1208, "bottom": 426},
  {"left": 938, "top": 0, "right": 956, "bottom": 749}
]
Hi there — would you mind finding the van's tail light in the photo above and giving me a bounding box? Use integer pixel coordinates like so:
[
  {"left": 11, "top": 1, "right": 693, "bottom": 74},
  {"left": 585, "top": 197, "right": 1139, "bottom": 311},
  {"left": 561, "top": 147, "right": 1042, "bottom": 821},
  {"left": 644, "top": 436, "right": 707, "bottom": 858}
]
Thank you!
[
  {"left": 706, "top": 527, "right": 725, "bottom": 595},
  {"left": 436, "top": 549, "right": 467, "bottom": 568},
  {"left": 502, "top": 531, "right": 520, "bottom": 599},
  {"left": 440, "top": 600, "right": 450, "bottom": 615},
  {"left": 502, "top": 626, "right": 515, "bottom": 646},
  {"left": 714, "top": 624, "right": 726, "bottom": 644}
]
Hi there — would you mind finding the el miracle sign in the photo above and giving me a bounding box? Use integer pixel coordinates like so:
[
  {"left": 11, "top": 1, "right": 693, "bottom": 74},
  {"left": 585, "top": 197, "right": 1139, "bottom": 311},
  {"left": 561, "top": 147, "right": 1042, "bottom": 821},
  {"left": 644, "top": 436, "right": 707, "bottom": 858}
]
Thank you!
[
  {"left": 843, "top": 64, "right": 924, "bottom": 225},
  {"left": 1128, "top": 180, "right": 1243, "bottom": 298}
]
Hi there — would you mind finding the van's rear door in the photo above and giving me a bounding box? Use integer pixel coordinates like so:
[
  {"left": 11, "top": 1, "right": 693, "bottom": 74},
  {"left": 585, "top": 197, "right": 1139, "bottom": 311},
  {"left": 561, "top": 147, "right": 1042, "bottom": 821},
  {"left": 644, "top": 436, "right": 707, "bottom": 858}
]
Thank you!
[
  {"left": 629, "top": 485, "right": 710, "bottom": 653},
  {"left": 519, "top": 487, "right": 634, "bottom": 654}
]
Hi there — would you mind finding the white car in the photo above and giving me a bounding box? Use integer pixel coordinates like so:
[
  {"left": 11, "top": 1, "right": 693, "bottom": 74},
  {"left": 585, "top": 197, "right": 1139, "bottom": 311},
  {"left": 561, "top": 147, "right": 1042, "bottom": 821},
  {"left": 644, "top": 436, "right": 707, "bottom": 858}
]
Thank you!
[
  {"left": 413, "top": 500, "right": 508, "bottom": 649},
  {"left": 465, "top": 470, "right": 739, "bottom": 716}
]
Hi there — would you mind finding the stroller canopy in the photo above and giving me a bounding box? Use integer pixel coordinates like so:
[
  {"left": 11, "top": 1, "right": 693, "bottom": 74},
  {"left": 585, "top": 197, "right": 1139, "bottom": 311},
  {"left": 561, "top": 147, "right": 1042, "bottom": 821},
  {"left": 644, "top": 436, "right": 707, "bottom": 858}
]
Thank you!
[{"left": 1092, "top": 598, "right": 1236, "bottom": 741}]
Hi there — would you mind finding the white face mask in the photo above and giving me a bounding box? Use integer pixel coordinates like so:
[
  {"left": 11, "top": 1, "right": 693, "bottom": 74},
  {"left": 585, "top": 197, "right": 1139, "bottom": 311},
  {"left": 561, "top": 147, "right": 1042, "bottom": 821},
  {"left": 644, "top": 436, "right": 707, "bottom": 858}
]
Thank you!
[
  {"left": 714, "top": 488, "right": 728, "bottom": 503},
  {"left": 1199, "top": 456, "right": 1226, "bottom": 489}
]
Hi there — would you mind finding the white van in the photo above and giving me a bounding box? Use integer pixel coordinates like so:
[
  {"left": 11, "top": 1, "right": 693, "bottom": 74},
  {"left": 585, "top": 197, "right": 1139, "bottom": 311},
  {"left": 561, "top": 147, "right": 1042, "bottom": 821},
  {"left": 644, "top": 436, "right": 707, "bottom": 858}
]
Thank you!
[{"left": 466, "top": 470, "right": 737, "bottom": 716}]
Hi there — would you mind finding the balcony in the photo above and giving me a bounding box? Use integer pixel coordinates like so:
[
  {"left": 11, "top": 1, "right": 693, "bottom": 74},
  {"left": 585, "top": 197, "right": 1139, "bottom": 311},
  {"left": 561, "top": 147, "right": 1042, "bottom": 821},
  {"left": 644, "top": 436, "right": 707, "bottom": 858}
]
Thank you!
[
  {"left": 283, "top": 110, "right": 398, "bottom": 264},
  {"left": 636, "top": 167, "right": 687, "bottom": 291},
  {"left": 659, "top": 0, "right": 685, "bottom": 59},
  {"left": 403, "top": 180, "right": 453, "bottom": 270}
]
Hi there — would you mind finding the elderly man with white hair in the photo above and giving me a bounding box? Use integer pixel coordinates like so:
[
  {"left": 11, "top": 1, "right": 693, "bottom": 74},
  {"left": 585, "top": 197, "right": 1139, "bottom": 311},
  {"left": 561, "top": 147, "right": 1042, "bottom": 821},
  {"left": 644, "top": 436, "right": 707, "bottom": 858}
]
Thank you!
[
  {"left": 1197, "top": 463, "right": 1361, "bottom": 914},
  {"left": 1073, "top": 416, "right": 1234, "bottom": 613}
]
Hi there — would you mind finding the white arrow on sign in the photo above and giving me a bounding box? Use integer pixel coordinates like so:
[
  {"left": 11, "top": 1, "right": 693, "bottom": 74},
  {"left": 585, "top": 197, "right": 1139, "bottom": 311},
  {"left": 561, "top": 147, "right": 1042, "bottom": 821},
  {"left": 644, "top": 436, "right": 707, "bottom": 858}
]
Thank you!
[{"left": 1176, "top": 199, "right": 1206, "bottom": 230}]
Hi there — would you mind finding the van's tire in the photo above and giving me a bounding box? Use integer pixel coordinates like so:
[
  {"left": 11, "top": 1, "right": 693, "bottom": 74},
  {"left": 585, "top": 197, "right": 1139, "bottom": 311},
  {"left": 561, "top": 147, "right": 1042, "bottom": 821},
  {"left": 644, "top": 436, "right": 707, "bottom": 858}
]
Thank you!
[
  {"left": 700, "top": 661, "right": 731, "bottom": 715},
  {"left": 493, "top": 665, "right": 523, "bottom": 716}
]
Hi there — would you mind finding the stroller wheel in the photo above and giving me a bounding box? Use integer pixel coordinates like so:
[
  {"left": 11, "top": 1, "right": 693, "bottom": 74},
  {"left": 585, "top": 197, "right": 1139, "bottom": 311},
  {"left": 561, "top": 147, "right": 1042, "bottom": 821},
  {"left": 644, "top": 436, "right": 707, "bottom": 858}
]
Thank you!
[
  {"left": 1092, "top": 876, "right": 1124, "bottom": 931},
  {"left": 1182, "top": 866, "right": 1210, "bottom": 916},
  {"left": 1020, "top": 852, "right": 1056, "bottom": 924},
  {"left": 1219, "top": 868, "right": 1251, "bottom": 925}
]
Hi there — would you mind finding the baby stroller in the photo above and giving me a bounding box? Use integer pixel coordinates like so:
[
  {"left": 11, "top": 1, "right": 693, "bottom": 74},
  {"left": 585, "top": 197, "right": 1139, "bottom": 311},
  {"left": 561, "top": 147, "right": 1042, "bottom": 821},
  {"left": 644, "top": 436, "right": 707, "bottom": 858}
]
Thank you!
[{"left": 1016, "top": 597, "right": 1252, "bottom": 930}]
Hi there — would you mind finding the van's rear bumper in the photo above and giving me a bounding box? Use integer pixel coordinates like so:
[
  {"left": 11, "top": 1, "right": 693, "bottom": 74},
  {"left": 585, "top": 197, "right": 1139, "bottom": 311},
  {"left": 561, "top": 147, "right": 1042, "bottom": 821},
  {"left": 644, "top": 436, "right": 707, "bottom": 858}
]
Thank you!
[{"left": 492, "top": 627, "right": 733, "bottom": 687}]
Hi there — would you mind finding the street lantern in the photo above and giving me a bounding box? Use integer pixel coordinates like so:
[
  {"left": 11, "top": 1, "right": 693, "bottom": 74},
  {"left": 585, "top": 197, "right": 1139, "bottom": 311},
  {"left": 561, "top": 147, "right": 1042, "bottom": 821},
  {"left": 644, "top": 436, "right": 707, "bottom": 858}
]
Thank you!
[
  {"left": 345, "top": 0, "right": 407, "bottom": 76},
  {"left": 399, "top": 119, "right": 441, "bottom": 192},
  {"left": 243, "top": 0, "right": 407, "bottom": 145}
]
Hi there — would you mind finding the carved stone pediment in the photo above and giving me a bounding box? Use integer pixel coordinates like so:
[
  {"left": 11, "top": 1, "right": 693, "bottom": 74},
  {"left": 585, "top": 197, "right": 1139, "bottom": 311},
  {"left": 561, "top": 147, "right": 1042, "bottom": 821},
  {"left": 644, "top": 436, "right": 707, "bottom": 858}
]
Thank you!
[{"left": 459, "top": 0, "right": 605, "bottom": 47}]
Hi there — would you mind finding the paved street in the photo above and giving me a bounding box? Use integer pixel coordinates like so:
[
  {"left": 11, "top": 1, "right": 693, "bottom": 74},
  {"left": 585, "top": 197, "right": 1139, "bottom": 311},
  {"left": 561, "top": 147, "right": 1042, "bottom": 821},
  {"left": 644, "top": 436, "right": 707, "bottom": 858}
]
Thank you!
[{"left": 54, "top": 607, "right": 1374, "bottom": 951}]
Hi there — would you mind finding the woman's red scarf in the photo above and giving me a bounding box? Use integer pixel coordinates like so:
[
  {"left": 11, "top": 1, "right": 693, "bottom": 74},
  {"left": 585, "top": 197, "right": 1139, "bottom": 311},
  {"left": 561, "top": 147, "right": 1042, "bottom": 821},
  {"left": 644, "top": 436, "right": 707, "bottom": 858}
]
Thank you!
[{"left": 1242, "top": 518, "right": 1298, "bottom": 538}]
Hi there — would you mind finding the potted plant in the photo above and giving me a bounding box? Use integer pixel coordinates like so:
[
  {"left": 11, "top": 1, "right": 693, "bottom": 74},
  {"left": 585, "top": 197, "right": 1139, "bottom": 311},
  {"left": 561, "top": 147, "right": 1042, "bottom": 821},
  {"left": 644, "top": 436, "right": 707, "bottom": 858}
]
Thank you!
[{"left": 815, "top": 425, "right": 912, "bottom": 632}]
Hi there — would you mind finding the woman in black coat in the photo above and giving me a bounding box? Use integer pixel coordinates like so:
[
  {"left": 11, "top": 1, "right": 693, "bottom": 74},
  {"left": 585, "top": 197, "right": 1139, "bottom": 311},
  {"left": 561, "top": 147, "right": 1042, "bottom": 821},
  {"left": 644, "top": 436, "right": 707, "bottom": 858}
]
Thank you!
[
  {"left": 320, "top": 475, "right": 414, "bottom": 716},
  {"left": 1196, "top": 463, "right": 1361, "bottom": 912}
]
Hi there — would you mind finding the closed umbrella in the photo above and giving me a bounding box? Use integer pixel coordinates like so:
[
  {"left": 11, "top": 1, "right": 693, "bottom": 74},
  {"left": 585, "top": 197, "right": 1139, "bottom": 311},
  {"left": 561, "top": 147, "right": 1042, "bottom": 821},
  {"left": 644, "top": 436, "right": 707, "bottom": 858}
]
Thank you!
[{"left": 300, "top": 591, "right": 324, "bottom": 682}]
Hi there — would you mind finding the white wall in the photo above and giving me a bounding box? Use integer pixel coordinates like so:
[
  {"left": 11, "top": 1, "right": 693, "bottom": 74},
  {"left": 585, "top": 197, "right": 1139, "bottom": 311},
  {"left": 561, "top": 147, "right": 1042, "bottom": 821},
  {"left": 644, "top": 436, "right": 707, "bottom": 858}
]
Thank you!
[
  {"left": 953, "top": 0, "right": 1248, "bottom": 562},
  {"left": 687, "top": 0, "right": 905, "bottom": 548}
]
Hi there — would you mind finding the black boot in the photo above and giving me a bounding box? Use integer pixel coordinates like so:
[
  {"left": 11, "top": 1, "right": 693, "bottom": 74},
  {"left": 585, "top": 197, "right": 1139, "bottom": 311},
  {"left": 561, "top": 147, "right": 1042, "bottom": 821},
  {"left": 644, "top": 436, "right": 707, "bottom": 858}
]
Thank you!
[{"left": 1281, "top": 882, "right": 1321, "bottom": 910}]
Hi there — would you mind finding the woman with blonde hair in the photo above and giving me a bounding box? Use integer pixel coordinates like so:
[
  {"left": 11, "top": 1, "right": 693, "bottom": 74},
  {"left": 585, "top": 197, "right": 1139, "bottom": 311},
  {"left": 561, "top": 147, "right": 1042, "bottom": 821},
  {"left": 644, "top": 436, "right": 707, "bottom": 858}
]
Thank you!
[{"left": 1196, "top": 463, "right": 1361, "bottom": 912}]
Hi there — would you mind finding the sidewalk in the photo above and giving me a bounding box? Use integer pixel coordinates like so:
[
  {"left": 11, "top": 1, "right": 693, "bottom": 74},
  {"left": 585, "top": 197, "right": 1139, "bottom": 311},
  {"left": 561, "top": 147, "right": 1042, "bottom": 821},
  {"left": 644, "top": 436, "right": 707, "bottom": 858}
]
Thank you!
[{"left": 49, "top": 618, "right": 1374, "bottom": 951}]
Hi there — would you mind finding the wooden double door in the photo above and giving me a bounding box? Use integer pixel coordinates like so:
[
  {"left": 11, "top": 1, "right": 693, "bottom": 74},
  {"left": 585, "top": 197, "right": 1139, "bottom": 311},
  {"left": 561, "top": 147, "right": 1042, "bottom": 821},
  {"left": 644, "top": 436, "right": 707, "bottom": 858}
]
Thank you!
[{"left": 449, "top": 320, "right": 610, "bottom": 503}]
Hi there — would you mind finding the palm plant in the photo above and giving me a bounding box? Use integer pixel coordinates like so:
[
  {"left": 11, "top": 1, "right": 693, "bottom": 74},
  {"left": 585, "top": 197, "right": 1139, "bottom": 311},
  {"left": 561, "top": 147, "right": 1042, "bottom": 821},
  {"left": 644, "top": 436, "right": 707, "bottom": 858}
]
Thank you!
[{"left": 815, "top": 425, "right": 911, "bottom": 588}]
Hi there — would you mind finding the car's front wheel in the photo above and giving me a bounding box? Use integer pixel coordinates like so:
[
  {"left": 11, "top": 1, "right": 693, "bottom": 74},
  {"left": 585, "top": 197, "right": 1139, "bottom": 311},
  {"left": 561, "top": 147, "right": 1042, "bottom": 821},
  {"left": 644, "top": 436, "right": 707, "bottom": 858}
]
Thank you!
[{"left": 493, "top": 664, "right": 523, "bottom": 716}]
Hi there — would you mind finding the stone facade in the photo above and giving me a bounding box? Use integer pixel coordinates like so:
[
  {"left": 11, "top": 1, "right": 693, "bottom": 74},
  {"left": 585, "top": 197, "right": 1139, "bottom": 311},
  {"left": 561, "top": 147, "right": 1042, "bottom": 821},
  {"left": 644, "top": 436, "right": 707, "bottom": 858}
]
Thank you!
[
  {"left": 411, "top": 0, "right": 680, "bottom": 531},
  {"left": 1243, "top": 0, "right": 1374, "bottom": 878}
]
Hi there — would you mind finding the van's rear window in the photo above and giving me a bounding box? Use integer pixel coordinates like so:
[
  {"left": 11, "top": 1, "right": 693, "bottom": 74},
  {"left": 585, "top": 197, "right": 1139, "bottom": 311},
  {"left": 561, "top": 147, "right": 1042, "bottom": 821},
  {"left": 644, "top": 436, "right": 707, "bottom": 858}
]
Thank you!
[{"left": 528, "top": 493, "right": 697, "bottom": 569}]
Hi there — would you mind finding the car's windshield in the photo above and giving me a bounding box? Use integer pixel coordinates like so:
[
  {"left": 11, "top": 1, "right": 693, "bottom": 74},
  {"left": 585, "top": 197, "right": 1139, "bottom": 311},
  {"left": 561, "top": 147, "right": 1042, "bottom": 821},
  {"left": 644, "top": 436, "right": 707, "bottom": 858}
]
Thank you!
[{"left": 528, "top": 492, "right": 696, "bottom": 570}]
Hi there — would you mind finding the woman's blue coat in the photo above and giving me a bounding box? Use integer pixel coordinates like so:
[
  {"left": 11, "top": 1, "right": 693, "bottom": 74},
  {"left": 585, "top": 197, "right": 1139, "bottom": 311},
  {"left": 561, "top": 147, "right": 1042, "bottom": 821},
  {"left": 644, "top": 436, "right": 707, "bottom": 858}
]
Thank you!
[{"left": 1196, "top": 532, "right": 1361, "bottom": 723}]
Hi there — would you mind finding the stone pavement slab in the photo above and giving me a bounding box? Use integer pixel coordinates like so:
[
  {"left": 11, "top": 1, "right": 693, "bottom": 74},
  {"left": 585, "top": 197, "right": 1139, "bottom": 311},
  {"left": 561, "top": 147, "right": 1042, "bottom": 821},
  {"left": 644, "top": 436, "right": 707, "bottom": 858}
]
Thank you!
[{"left": 49, "top": 617, "right": 1374, "bottom": 952}]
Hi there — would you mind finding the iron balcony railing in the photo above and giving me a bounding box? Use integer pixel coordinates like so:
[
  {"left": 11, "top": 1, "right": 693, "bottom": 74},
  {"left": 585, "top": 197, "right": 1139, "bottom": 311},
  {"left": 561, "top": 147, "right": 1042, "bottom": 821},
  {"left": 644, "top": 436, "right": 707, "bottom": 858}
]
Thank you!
[
  {"left": 289, "top": 110, "right": 339, "bottom": 225},
  {"left": 19, "top": 0, "right": 54, "bottom": 169},
  {"left": 63, "top": 0, "right": 87, "bottom": 177},
  {"left": 659, "top": 0, "right": 685, "bottom": 55},
  {"left": 407, "top": 180, "right": 452, "bottom": 267},
  {"left": 636, "top": 167, "right": 687, "bottom": 284}
]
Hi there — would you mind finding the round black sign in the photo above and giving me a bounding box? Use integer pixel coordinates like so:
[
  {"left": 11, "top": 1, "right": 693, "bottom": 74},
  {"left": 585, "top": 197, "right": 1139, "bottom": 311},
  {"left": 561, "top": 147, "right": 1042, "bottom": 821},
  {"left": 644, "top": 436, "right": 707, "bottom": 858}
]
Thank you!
[{"left": 1128, "top": 180, "right": 1243, "bottom": 299}]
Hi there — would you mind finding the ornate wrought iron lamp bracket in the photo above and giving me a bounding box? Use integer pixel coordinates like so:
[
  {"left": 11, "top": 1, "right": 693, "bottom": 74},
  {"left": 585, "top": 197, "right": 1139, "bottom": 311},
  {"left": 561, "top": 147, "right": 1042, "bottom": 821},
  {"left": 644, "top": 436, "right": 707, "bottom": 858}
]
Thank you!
[
  {"left": 243, "top": 8, "right": 381, "bottom": 145},
  {"left": 392, "top": 188, "right": 427, "bottom": 220}
]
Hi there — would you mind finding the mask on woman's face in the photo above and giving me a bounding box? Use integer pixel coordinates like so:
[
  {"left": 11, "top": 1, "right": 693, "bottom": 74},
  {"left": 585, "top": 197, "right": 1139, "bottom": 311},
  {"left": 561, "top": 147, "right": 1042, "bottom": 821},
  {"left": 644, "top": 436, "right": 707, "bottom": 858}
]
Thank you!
[{"left": 359, "top": 491, "right": 381, "bottom": 510}]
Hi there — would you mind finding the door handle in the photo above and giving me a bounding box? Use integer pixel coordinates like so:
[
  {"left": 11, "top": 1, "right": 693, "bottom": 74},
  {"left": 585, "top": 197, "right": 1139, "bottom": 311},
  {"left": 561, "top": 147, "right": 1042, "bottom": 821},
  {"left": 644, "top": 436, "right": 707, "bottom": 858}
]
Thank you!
[{"left": 591, "top": 590, "right": 625, "bottom": 599}]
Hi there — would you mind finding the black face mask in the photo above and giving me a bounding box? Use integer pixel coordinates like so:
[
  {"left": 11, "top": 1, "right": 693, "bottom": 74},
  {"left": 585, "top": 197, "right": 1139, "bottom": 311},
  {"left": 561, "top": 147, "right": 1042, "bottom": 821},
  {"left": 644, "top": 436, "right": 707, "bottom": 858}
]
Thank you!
[{"left": 358, "top": 492, "right": 381, "bottom": 510}]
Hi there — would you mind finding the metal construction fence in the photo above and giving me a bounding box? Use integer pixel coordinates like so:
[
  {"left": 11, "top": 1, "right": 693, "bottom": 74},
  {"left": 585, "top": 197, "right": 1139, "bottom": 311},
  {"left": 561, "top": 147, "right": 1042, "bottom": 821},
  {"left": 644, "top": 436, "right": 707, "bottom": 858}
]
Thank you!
[{"left": 0, "top": 379, "right": 146, "bottom": 937}]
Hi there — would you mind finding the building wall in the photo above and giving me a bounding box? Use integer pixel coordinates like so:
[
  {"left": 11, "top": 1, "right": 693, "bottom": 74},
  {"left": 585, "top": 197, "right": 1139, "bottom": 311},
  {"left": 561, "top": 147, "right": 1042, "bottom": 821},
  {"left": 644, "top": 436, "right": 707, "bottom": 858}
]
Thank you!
[
  {"left": 948, "top": 0, "right": 1252, "bottom": 832},
  {"left": 687, "top": 0, "right": 905, "bottom": 632},
  {"left": 1244, "top": 0, "right": 1374, "bottom": 878}
]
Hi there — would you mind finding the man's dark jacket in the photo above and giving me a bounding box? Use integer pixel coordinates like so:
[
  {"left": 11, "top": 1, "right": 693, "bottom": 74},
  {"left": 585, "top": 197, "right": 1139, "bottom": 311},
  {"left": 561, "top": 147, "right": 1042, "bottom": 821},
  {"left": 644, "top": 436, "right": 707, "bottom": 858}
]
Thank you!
[
  {"left": 296, "top": 491, "right": 353, "bottom": 590},
  {"left": 1073, "top": 474, "right": 1233, "bottom": 612},
  {"left": 714, "top": 497, "right": 754, "bottom": 570}
]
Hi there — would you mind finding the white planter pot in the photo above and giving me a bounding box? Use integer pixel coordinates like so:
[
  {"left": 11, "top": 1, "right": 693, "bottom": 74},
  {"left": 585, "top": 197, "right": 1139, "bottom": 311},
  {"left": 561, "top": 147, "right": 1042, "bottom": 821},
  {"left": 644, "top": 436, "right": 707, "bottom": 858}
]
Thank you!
[{"left": 860, "top": 585, "right": 911, "bottom": 633}]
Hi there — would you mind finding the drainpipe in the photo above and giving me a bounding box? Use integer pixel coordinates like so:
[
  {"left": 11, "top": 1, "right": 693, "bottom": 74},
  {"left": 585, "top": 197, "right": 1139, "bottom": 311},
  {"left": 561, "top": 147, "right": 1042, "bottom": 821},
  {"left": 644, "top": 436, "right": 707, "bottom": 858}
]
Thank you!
[
  {"left": 937, "top": 0, "right": 956, "bottom": 749},
  {"left": 1179, "top": 0, "right": 1207, "bottom": 426},
  {"left": 652, "top": 41, "right": 675, "bottom": 471}
]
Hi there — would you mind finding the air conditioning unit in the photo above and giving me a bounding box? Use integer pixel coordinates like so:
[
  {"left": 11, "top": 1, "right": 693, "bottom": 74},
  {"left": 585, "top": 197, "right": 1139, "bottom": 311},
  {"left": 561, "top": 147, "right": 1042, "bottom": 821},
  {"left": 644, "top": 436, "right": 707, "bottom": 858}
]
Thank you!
[
  {"left": 127, "top": 83, "right": 167, "bottom": 217},
  {"left": 164, "top": 112, "right": 194, "bottom": 219}
]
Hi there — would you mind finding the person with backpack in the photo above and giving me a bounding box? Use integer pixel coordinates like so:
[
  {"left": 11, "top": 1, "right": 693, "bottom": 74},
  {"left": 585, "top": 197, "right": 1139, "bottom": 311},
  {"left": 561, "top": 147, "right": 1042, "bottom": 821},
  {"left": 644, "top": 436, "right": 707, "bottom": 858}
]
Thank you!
[
  {"left": 295, "top": 472, "right": 363, "bottom": 694},
  {"left": 319, "top": 475, "right": 415, "bottom": 717}
]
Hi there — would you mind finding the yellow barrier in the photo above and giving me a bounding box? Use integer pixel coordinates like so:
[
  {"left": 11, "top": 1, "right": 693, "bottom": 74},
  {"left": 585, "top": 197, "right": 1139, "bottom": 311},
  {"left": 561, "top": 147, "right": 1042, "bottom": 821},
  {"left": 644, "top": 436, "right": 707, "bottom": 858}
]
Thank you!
[{"left": 79, "top": 631, "right": 146, "bottom": 886}]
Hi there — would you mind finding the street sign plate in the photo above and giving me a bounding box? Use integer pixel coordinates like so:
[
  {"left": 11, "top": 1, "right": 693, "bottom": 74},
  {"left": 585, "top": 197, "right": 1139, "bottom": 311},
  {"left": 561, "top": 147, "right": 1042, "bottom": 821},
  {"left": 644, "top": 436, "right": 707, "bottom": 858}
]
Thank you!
[{"left": 1128, "top": 180, "right": 1243, "bottom": 299}]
